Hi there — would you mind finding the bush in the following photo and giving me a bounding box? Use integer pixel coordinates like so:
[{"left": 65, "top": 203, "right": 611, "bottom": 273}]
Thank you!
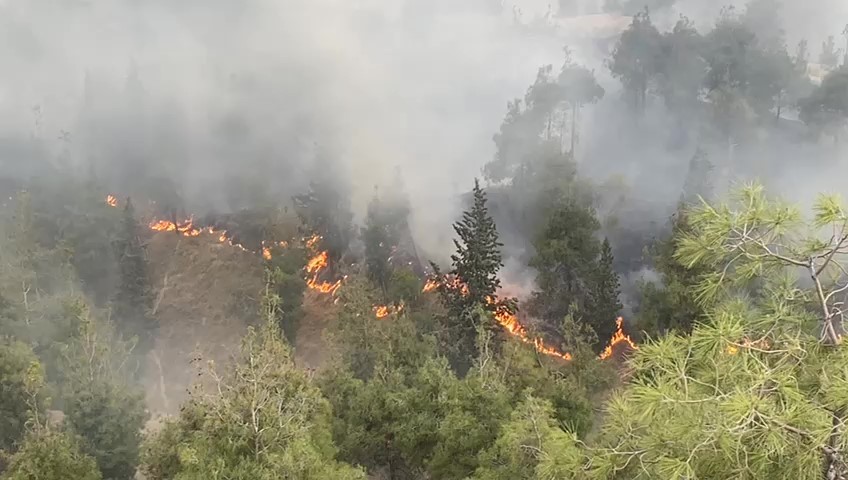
[{"left": 2, "top": 429, "right": 101, "bottom": 480}]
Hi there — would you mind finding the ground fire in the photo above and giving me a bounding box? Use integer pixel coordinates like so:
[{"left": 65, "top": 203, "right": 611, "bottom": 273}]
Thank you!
[
  {"left": 421, "top": 275, "right": 637, "bottom": 362},
  {"left": 127, "top": 198, "right": 638, "bottom": 353}
]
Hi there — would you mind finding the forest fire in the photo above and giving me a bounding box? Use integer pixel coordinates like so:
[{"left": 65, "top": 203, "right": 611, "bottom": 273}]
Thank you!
[
  {"left": 146, "top": 216, "right": 262, "bottom": 257},
  {"left": 421, "top": 276, "right": 636, "bottom": 362},
  {"left": 106, "top": 194, "right": 118, "bottom": 207},
  {"left": 304, "top": 247, "right": 344, "bottom": 295},
  {"left": 598, "top": 317, "right": 638, "bottom": 360},
  {"left": 494, "top": 307, "right": 573, "bottom": 360}
]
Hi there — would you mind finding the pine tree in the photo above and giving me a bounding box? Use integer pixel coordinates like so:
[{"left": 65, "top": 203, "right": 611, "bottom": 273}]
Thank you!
[
  {"left": 445, "top": 179, "right": 514, "bottom": 317},
  {"left": 437, "top": 179, "right": 515, "bottom": 374},
  {"left": 112, "top": 198, "right": 155, "bottom": 359},
  {"left": 527, "top": 200, "right": 601, "bottom": 333},
  {"left": 587, "top": 238, "right": 622, "bottom": 349},
  {"left": 292, "top": 148, "right": 354, "bottom": 264},
  {"left": 363, "top": 183, "right": 412, "bottom": 299},
  {"left": 363, "top": 192, "right": 395, "bottom": 296},
  {"left": 680, "top": 147, "right": 714, "bottom": 206}
]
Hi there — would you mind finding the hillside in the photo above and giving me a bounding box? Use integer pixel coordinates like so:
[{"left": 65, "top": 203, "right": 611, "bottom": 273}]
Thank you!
[{"left": 144, "top": 231, "right": 264, "bottom": 414}]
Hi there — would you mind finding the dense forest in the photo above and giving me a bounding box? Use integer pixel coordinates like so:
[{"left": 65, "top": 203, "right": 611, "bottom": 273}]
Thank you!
[{"left": 4, "top": 0, "right": 848, "bottom": 479}]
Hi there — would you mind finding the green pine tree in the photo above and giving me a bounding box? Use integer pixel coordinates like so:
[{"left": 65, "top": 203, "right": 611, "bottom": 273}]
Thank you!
[
  {"left": 587, "top": 238, "right": 622, "bottom": 349},
  {"left": 363, "top": 192, "right": 395, "bottom": 297},
  {"left": 112, "top": 198, "right": 155, "bottom": 358},
  {"left": 363, "top": 184, "right": 412, "bottom": 299},
  {"left": 292, "top": 148, "right": 354, "bottom": 264},
  {"left": 527, "top": 200, "right": 601, "bottom": 333},
  {"left": 59, "top": 306, "right": 148, "bottom": 480},
  {"left": 436, "top": 179, "right": 515, "bottom": 374}
]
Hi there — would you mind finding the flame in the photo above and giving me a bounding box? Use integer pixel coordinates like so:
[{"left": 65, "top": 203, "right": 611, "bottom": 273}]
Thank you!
[
  {"left": 421, "top": 275, "right": 572, "bottom": 360},
  {"left": 421, "top": 276, "right": 636, "bottom": 362},
  {"left": 423, "top": 278, "right": 440, "bottom": 293},
  {"left": 148, "top": 218, "right": 203, "bottom": 237},
  {"left": 308, "top": 277, "right": 343, "bottom": 294},
  {"left": 306, "top": 251, "right": 329, "bottom": 275},
  {"left": 598, "top": 317, "right": 638, "bottom": 360},
  {"left": 262, "top": 246, "right": 272, "bottom": 261},
  {"left": 105, "top": 195, "right": 118, "bottom": 207},
  {"left": 306, "top": 234, "right": 322, "bottom": 249},
  {"left": 373, "top": 303, "right": 404, "bottom": 319},
  {"left": 494, "top": 306, "right": 573, "bottom": 360},
  {"left": 304, "top": 247, "right": 345, "bottom": 295}
]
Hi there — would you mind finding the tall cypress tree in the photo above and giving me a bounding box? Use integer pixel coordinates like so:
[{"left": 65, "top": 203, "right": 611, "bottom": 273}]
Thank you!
[
  {"left": 587, "top": 238, "right": 622, "bottom": 349},
  {"left": 437, "top": 179, "right": 515, "bottom": 373},
  {"left": 113, "top": 199, "right": 155, "bottom": 360}
]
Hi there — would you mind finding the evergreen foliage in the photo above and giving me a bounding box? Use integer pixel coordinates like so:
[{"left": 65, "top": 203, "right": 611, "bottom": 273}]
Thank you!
[
  {"left": 436, "top": 179, "right": 515, "bottom": 373},
  {"left": 587, "top": 238, "right": 623, "bottom": 346},
  {"left": 112, "top": 198, "right": 155, "bottom": 358},
  {"left": 363, "top": 187, "right": 410, "bottom": 298},
  {"left": 265, "top": 243, "right": 307, "bottom": 346},
  {"left": 1, "top": 429, "right": 102, "bottom": 480},
  {"left": 58, "top": 306, "right": 148, "bottom": 480},
  {"left": 528, "top": 199, "right": 605, "bottom": 340},
  {"left": 293, "top": 149, "right": 355, "bottom": 264},
  {"left": 800, "top": 67, "right": 848, "bottom": 142},
  {"left": 636, "top": 149, "right": 713, "bottom": 336},
  {"left": 609, "top": 8, "right": 664, "bottom": 114}
]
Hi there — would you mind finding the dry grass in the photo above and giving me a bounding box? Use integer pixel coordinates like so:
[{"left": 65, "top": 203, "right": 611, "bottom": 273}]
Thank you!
[{"left": 143, "top": 231, "right": 264, "bottom": 415}]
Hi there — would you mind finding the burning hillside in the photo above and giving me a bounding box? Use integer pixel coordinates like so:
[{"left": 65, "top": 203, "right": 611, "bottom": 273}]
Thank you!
[{"left": 109, "top": 194, "right": 638, "bottom": 406}]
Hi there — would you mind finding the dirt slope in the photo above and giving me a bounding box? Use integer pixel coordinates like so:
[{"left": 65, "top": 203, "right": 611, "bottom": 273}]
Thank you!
[{"left": 144, "top": 231, "right": 264, "bottom": 414}]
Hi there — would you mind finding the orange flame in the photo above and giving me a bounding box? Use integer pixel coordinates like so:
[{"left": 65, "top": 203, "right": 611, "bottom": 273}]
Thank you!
[
  {"left": 421, "top": 275, "right": 572, "bottom": 360},
  {"left": 105, "top": 195, "right": 118, "bottom": 207},
  {"left": 421, "top": 276, "right": 635, "bottom": 362},
  {"left": 492, "top": 302, "right": 573, "bottom": 360},
  {"left": 306, "top": 251, "right": 329, "bottom": 275},
  {"left": 148, "top": 218, "right": 203, "bottom": 237},
  {"left": 146, "top": 214, "right": 288, "bottom": 260},
  {"left": 598, "top": 317, "right": 638, "bottom": 360},
  {"left": 304, "top": 245, "right": 345, "bottom": 295},
  {"left": 422, "top": 278, "right": 440, "bottom": 293},
  {"left": 373, "top": 303, "right": 404, "bottom": 319}
]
